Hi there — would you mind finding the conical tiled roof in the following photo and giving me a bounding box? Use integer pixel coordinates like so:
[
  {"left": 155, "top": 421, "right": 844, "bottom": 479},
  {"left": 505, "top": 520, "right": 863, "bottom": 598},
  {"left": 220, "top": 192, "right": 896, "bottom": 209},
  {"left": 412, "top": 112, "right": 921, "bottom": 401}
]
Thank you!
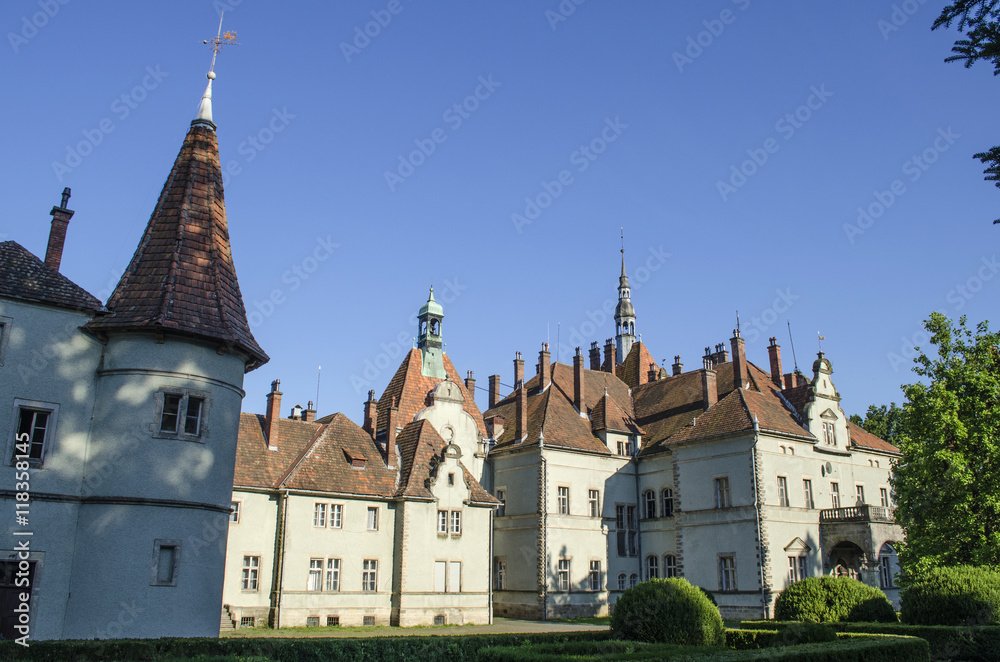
[{"left": 85, "top": 119, "right": 267, "bottom": 371}]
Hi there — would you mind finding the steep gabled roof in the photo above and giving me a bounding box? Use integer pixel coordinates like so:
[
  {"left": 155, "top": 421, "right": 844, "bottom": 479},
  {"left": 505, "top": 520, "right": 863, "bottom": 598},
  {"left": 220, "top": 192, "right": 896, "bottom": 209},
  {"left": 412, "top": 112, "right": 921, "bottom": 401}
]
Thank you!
[
  {"left": 616, "top": 341, "right": 659, "bottom": 388},
  {"left": 234, "top": 414, "right": 324, "bottom": 489},
  {"left": 0, "top": 241, "right": 103, "bottom": 312},
  {"left": 395, "top": 420, "right": 497, "bottom": 504},
  {"left": 84, "top": 122, "right": 267, "bottom": 371},
  {"left": 592, "top": 392, "right": 642, "bottom": 435},
  {"left": 633, "top": 370, "right": 707, "bottom": 451},
  {"left": 847, "top": 420, "right": 900, "bottom": 454}
]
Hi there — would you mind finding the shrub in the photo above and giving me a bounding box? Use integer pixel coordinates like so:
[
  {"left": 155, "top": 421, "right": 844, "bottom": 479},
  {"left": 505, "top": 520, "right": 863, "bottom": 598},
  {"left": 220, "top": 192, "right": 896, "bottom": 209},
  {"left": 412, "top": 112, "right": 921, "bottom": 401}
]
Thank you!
[
  {"left": 774, "top": 576, "right": 897, "bottom": 623},
  {"left": 770, "top": 621, "right": 837, "bottom": 646},
  {"left": 901, "top": 565, "right": 1000, "bottom": 626},
  {"left": 609, "top": 577, "right": 725, "bottom": 645},
  {"left": 697, "top": 585, "right": 718, "bottom": 606}
]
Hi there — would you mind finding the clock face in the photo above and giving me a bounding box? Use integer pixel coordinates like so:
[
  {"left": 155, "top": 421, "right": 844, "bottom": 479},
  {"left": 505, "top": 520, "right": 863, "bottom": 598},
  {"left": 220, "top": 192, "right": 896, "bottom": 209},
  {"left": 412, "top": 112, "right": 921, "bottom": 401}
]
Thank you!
[{"left": 442, "top": 425, "right": 455, "bottom": 442}]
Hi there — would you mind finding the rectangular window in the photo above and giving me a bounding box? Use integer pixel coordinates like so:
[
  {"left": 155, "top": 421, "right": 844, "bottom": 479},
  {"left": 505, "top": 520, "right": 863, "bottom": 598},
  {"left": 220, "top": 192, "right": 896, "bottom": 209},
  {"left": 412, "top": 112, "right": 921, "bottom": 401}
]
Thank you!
[
  {"left": 557, "top": 559, "right": 570, "bottom": 591},
  {"left": 798, "top": 556, "right": 807, "bottom": 581},
  {"left": 777, "top": 476, "right": 789, "bottom": 507},
  {"left": 788, "top": 556, "right": 800, "bottom": 583},
  {"left": 450, "top": 510, "right": 462, "bottom": 536},
  {"left": 306, "top": 616, "right": 319, "bottom": 627},
  {"left": 313, "top": 503, "right": 327, "bottom": 527},
  {"left": 448, "top": 561, "right": 461, "bottom": 593},
  {"left": 241, "top": 555, "right": 259, "bottom": 591},
  {"left": 618, "top": 573, "right": 627, "bottom": 590},
  {"left": 617, "top": 440, "right": 627, "bottom": 456},
  {"left": 240, "top": 616, "right": 255, "bottom": 628},
  {"left": 879, "top": 556, "right": 894, "bottom": 588},
  {"left": 434, "top": 560, "right": 447, "bottom": 592},
  {"left": 662, "top": 489, "right": 674, "bottom": 517},
  {"left": 557, "top": 486, "right": 569, "bottom": 515},
  {"left": 151, "top": 539, "right": 180, "bottom": 586},
  {"left": 665, "top": 555, "right": 677, "bottom": 578},
  {"left": 823, "top": 421, "right": 837, "bottom": 446},
  {"left": 160, "top": 394, "right": 182, "bottom": 433},
  {"left": 646, "top": 555, "right": 659, "bottom": 580},
  {"left": 831, "top": 482, "right": 840, "bottom": 508},
  {"left": 494, "top": 557, "right": 506, "bottom": 590},
  {"left": 362, "top": 559, "right": 378, "bottom": 592},
  {"left": 615, "top": 505, "right": 637, "bottom": 556},
  {"left": 880, "top": 487, "right": 890, "bottom": 508},
  {"left": 367, "top": 506, "right": 379, "bottom": 531},
  {"left": 589, "top": 560, "right": 601, "bottom": 591},
  {"left": 803, "top": 479, "right": 814, "bottom": 509},
  {"left": 158, "top": 392, "right": 206, "bottom": 439},
  {"left": 230, "top": 501, "right": 241, "bottom": 523},
  {"left": 327, "top": 616, "right": 339, "bottom": 626},
  {"left": 719, "top": 556, "right": 737, "bottom": 592},
  {"left": 330, "top": 504, "right": 343, "bottom": 528},
  {"left": 363, "top": 615, "right": 375, "bottom": 626},
  {"left": 714, "top": 476, "right": 731, "bottom": 508},
  {"left": 437, "top": 510, "right": 448, "bottom": 534},
  {"left": 496, "top": 489, "right": 506, "bottom": 517},
  {"left": 856, "top": 485, "right": 865, "bottom": 505},
  {"left": 15, "top": 406, "right": 51, "bottom": 462},
  {"left": 326, "top": 558, "right": 340, "bottom": 591},
  {"left": 308, "top": 558, "right": 323, "bottom": 591},
  {"left": 588, "top": 489, "right": 600, "bottom": 518},
  {"left": 184, "top": 397, "right": 204, "bottom": 435}
]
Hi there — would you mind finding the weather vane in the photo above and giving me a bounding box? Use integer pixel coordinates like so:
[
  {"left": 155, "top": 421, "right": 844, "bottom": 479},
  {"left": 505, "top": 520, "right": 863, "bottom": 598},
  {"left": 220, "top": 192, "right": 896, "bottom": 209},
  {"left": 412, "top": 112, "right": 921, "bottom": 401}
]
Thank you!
[
  {"left": 203, "top": 12, "right": 239, "bottom": 73},
  {"left": 818, "top": 332, "right": 826, "bottom": 352}
]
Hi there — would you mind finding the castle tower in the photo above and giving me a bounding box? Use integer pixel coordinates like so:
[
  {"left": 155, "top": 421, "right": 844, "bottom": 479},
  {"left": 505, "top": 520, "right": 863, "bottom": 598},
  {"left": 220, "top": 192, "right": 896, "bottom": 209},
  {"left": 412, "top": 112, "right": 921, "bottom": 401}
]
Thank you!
[
  {"left": 614, "top": 246, "right": 636, "bottom": 364},
  {"left": 417, "top": 286, "right": 446, "bottom": 379}
]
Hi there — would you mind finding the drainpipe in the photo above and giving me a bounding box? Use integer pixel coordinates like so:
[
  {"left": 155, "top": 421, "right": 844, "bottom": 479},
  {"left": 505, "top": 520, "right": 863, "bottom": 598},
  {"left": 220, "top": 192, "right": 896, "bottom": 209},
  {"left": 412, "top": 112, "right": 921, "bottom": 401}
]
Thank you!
[
  {"left": 488, "top": 506, "right": 494, "bottom": 625},
  {"left": 750, "top": 418, "right": 768, "bottom": 619},
  {"left": 272, "top": 489, "right": 290, "bottom": 629}
]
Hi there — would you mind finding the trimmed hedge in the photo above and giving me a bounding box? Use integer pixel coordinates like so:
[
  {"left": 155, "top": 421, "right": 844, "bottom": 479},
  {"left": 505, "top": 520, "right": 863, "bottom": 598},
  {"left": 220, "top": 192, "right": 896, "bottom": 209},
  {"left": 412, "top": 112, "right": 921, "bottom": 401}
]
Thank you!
[
  {"left": 901, "top": 565, "right": 1000, "bottom": 626},
  {"left": 774, "top": 576, "right": 897, "bottom": 623},
  {"left": 610, "top": 577, "right": 725, "bottom": 645}
]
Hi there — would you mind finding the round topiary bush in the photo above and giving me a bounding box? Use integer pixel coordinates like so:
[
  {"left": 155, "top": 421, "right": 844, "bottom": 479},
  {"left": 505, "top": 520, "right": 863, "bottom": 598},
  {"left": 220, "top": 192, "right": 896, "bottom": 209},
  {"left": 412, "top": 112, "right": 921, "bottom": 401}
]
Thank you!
[
  {"left": 774, "top": 576, "right": 897, "bottom": 623},
  {"left": 901, "top": 565, "right": 1000, "bottom": 626},
  {"left": 611, "top": 577, "right": 725, "bottom": 645},
  {"left": 771, "top": 621, "right": 837, "bottom": 647}
]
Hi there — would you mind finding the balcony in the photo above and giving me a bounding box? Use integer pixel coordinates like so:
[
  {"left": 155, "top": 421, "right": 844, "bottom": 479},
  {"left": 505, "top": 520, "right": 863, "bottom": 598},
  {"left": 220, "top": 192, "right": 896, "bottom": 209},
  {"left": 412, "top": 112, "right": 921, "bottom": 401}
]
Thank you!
[{"left": 819, "top": 504, "right": 894, "bottom": 524}]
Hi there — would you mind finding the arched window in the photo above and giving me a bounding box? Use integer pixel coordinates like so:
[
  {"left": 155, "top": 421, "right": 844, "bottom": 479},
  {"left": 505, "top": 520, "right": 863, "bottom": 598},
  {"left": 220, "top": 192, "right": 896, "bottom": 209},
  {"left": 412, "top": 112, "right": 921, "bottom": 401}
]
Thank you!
[
  {"left": 421, "top": 321, "right": 427, "bottom": 335},
  {"left": 664, "top": 555, "right": 677, "bottom": 578},
  {"left": 430, "top": 320, "right": 439, "bottom": 335},
  {"left": 617, "top": 573, "right": 627, "bottom": 590},
  {"left": 642, "top": 490, "right": 656, "bottom": 519},
  {"left": 629, "top": 573, "right": 638, "bottom": 588},
  {"left": 646, "top": 555, "right": 659, "bottom": 580},
  {"left": 661, "top": 488, "right": 674, "bottom": 517}
]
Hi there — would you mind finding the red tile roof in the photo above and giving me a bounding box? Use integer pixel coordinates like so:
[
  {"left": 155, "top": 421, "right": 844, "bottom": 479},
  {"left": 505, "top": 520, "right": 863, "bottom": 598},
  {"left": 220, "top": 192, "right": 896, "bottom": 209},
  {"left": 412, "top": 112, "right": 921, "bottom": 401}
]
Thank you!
[
  {"left": 0, "top": 241, "right": 103, "bottom": 312},
  {"left": 616, "top": 341, "right": 659, "bottom": 388},
  {"left": 847, "top": 420, "right": 900, "bottom": 454},
  {"left": 395, "top": 419, "right": 498, "bottom": 504},
  {"left": 85, "top": 122, "right": 267, "bottom": 372}
]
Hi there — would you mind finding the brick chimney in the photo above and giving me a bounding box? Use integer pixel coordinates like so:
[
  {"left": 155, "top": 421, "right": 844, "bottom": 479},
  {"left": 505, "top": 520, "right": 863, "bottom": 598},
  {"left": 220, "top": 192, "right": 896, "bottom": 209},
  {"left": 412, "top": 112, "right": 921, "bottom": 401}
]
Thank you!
[
  {"left": 515, "top": 379, "right": 527, "bottom": 443},
  {"left": 363, "top": 390, "right": 377, "bottom": 438},
  {"left": 385, "top": 398, "right": 399, "bottom": 468},
  {"left": 602, "top": 338, "right": 616, "bottom": 373},
  {"left": 303, "top": 401, "right": 316, "bottom": 422},
  {"left": 573, "top": 346, "right": 584, "bottom": 414},
  {"left": 767, "top": 337, "right": 783, "bottom": 388},
  {"left": 45, "top": 188, "right": 74, "bottom": 272},
  {"left": 701, "top": 362, "right": 718, "bottom": 411},
  {"left": 513, "top": 351, "right": 524, "bottom": 389},
  {"left": 589, "top": 341, "right": 601, "bottom": 371},
  {"left": 488, "top": 374, "right": 501, "bottom": 409},
  {"left": 264, "top": 379, "right": 282, "bottom": 449},
  {"left": 672, "top": 355, "right": 683, "bottom": 377},
  {"left": 465, "top": 370, "right": 476, "bottom": 402},
  {"left": 647, "top": 362, "right": 658, "bottom": 383},
  {"left": 539, "top": 343, "right": 551, "bottom": 390},
  {"left": 731, "top": 331, "right": 746, "bottom": 390}
]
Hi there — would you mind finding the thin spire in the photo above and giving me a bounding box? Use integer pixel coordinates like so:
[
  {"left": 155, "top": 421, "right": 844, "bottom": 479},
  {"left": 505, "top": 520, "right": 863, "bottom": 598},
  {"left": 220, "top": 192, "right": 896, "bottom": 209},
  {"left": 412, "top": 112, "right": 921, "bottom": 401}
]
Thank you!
[
  {"left": 620, "top": 227, "right": 626, "bottom": 277},
  {"left": 195, "top": 14, "right": 239, "bottom": 127}
]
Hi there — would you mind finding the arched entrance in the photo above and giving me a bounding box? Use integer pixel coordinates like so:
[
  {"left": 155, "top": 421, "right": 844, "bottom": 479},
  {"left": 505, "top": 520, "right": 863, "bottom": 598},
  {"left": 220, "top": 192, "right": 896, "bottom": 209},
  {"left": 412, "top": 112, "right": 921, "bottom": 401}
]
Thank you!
[{"left": 828, "top": 541, "right": 865, "bottom": 581}]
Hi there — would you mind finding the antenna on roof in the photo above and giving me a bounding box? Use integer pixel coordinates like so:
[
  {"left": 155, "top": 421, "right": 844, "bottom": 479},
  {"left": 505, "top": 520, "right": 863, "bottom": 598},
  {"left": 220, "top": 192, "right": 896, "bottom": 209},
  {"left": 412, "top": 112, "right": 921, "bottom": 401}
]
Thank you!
[
  {"left": 787, "top": 321, "right": 799, "bottom": 372},
  {"left": 556, "top": 322, "right": 561, "bottom": 364},
  {"left": 736, "top": 310, "right": 740, "bottom": 334},
  {"left": 315, "top": 365, "right": 322, "bottom": 414}
]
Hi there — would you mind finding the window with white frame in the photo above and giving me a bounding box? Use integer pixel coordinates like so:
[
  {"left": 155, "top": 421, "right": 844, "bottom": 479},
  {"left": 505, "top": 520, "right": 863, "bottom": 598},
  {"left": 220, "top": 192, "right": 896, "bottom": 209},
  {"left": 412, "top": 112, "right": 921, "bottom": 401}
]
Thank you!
[
  {"left": 367, "top": 506, "right": 379, "bottom": 530},
  {"left": 856, "top": 485, "right": 865, "bottom": 505},
  {"left": 646, "top": 555, "right": 659, "bottom": 580},
  {"left": 616, "top": 505, "right": 637, "bottom": 557},
  {"left": 448, "top": 561, "right": 461, "bottom": 593},
  {"left": 156, "top": 390, "right": 207, "bottom": 439},
  {"left": 313, "top": 503, "right": 327, "bottom": 527},
  {"left": 12, "top": 401, "right": 58, "bottom": 464},
  {"left": 330, "top": 503, "right": 343, "bottom": 528},
  {"left": 831, "top": 482, "right": 840, "bottom": 508},
  {"left": 437, "top": 510, "right": 448, "bottom": 535},
  {"left": 230, "top": 501, "right": 241, "bottom": 523},
  {"left": 326, "top": 558, "right": 341, "bottom": 591},
  {"left": 362, "top": 559, "right": 378, "bottom": 592},
  {"left": 714, "top": 476, "right": 731, "bottom": 508},
  {"left": 617, "top": 573, "right": 627, "bottom": 590},
  {"left": 661, "top": 488, "right": 674, "bottom": 517},
  {"left": 241, "top": 555, "right": 259, "bottom": 590},
  {"left": 880, "top": 487, "right": 890, "bottom": 508},
  {"left": 588, "top": 489, "right": 600, "bottom": 517},
  {"left": 557, "top": 559, "right": 570, "bottom": 591},
  {"left": 629, "top": 573, "right": 638, "bottom": 588},
  {"left": 788, "top": 556, "right": 807, "bottom": 583},
  {"left": 802, "top": 479, "right": 814, "bottom": 509},
  {"left": 151, "top": 539, "right": 180, "bottom": 586},
  {"left": 823, "top": 421, "right": 836, "bottom": 446},
  {"left": 494, "top": 557, "right": 506, "bottom": 590},
  {"left": 557, "top": 486, "right": 569, "bottom": 514},
  {"left": 665, "top": 554, "right": 677, "bottom": 578},
  {"left": 777, "top": 476, "right": 790, "bottom": 507},
  {"left": 589, "top": 560, "right": 601, "bottom": 590},
  {"left": 450, "top": 510, "right": 462, "bottom": 536},
  {"left": 642, "top": 489, "right": 656, "bottom": 519},
  {"left": 308, "top": 558, "right": 323, "bottom": 591},
  {"left": 719, "top": 556, "right": 737, "bottom": 592},
  {"left": 496, "top": 489, "right": 506, "bottom": 517}
]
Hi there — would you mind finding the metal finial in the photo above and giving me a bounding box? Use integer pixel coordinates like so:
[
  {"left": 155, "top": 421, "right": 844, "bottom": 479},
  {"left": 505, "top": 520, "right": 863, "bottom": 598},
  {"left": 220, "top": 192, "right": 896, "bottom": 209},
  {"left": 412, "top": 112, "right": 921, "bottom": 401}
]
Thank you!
[
  {"left": 817, "top": 332, "right": 826, "bottom": 353},
  {"left": 60, "top": 187, "right": 71, "bottom": 209},
  {"left": 203, "top": 13, "right": 239, "bottom": 74}
]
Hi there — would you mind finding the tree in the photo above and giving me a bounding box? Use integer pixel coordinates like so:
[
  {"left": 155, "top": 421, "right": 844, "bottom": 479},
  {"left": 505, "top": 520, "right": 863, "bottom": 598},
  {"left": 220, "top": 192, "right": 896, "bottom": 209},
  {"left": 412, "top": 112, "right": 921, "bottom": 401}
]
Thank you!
[
  {"left": 892, "top": 312, "right": 1000, "bottom": 576},
  {"left": 849, "top": 403, "right": 904, "bottom": 446},
  {"left": 932, "top": 1, "right": 1000, "bottom": 223}
]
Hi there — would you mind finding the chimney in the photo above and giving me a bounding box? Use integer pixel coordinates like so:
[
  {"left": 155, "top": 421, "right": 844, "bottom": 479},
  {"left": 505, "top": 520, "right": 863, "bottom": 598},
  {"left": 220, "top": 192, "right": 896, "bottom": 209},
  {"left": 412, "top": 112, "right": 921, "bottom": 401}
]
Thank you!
[
  {"left": 767, "top": 337, "right": 783, "bottom": 388},
  {"left": 289, "top": 404, "right": 303, "bottom": 420},
  {"left": 672, "top": 355, "right": 683, "bottom": 377},
  {"left": 515, "top": 380, "right": 527, "bottom": 442},
  {"left": 363, "top": 390, "right": 378, "bottom": 438},
  {"left": 589, "top": 341, "right": 601, "bottom": 371},
  {"left": 303, "top": 400, "right": 316, "bottom": 423},
  {"left": 539, "top": 343, "right": 551, "bottom": 390},
  {"left": 701, "top": 366, "right": 718, "bottom": 411},
  {"left": 783, "top": 373, "right": 794, "bottom": 390},
  {"left": 264, "top": 379, "right": 282, "bottom": 449},
  {"left": 647, "top": 362, "right": 658, "bottom": 383},
  {"left": 488, "top": 374, "right": 501, "bottom": 409},
  {"left": 731, "top": 330, "right": 746, "bottom": 390},
  {"left": 385, "top": 398, "right": 399, "bottom": 469},
  {"left": 465, "top": 370, "right": 476, "bottom": 402},
  {"left": 573, "top": 346, "right": 584, "bottom": 414},
  {"left": 712, "top": 342, "right": 729, "bottom": 365},
  {"left": 602, "top": 338, "right": 616, "bottom": 373},
  {"left": 513, "top": 351, "right": 524, "bottom": 389},
  {"left": 44, "top": 187, "right": 74, "bottom": 271}
]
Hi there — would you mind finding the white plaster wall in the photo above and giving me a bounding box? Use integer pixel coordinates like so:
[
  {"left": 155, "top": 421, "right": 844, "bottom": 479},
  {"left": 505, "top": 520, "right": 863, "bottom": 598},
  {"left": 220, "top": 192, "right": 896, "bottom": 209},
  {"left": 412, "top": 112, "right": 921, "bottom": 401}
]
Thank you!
[{"left": 222, "top": 490, "right": 277, "bottom": 621}]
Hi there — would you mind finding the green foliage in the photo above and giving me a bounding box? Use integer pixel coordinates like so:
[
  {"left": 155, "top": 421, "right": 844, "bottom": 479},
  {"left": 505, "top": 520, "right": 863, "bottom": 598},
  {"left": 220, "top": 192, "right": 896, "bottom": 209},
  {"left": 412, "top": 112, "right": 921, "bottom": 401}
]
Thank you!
[
  {"left": 901, "top": 565, "right": 1000, "bottom": 626},
  {"left": 774, "top": 576, "right": 897, "bottom": 623},
  {"left": 848, "top": 403, "right": 903, "bottom": 445},
  {"left": 610, "top": 577, "right": 725, "bottom": 645},
  {"left": 770, "top": 622, "right": 837, "bottom": 647},
  {"left": 698, "top": 585, "right": 719, "bottom": 606},
  {"left": 893, "top": 314, "right": 1000, "bottom": 574}
]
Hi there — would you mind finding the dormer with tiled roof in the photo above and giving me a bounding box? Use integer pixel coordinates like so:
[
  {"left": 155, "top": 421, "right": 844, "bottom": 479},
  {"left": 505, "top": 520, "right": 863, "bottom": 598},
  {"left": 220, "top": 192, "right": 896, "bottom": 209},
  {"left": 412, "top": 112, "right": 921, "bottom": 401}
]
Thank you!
[{"left": 84, "top": 72, "right": 267, "bottom": 372}]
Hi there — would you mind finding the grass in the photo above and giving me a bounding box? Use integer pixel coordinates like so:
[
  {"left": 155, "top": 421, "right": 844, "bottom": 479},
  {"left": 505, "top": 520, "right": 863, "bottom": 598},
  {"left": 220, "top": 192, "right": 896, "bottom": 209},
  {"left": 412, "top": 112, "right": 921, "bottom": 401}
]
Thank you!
[{"left": 550, "top": 616, "right": 611, "bottom": 626}]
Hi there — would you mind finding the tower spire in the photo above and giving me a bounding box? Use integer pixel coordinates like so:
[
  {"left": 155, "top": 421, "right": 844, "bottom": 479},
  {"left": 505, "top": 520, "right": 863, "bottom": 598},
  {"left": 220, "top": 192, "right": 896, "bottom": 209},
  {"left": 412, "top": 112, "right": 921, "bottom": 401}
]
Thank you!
[
  {"left": 614, "top": 229, "right": 636, "bottom": 364},
  {"left": 194, "top": 14, "right": 239, "bottom": 128}
]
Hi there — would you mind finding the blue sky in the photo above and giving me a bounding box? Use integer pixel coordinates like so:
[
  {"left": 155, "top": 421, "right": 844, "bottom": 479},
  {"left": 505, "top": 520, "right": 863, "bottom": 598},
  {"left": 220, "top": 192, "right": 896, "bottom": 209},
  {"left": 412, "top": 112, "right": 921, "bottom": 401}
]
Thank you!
[{"left": 2, "top": 1, "right": 996, "bottom": 421}]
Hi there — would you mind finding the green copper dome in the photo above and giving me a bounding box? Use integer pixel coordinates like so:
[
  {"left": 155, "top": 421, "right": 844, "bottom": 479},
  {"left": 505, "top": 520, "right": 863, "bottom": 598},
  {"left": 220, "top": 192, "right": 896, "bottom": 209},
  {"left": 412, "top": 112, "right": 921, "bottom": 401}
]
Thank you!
[{"left": 419, "top": 287, "right": 444, "bottom": 317}]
